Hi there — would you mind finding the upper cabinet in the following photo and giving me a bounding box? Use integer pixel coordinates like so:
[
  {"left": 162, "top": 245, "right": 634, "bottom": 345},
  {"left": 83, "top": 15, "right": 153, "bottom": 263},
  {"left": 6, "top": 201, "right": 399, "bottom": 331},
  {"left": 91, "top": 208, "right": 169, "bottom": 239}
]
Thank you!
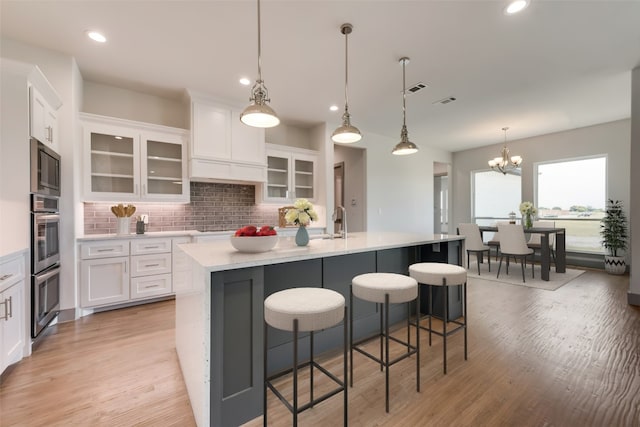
[
  {"left": 261, "top": 143, "right": 318, "bottom": 204},
  {"left": 188, "top": 92, "right": 267, "bottom": 183},
  {"left": 29, "top": 85, "right": 60, "bottom": 152},
  {"left": 80, "top": 113, "right": 189, "bottom": 202}
]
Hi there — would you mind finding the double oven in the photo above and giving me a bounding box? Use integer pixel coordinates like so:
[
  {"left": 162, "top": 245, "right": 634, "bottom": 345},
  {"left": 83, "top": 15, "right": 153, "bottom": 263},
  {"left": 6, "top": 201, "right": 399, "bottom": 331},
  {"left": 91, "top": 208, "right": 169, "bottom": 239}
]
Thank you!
[{"left": 30, "top": 138, "right": 61, "bottom": 339}]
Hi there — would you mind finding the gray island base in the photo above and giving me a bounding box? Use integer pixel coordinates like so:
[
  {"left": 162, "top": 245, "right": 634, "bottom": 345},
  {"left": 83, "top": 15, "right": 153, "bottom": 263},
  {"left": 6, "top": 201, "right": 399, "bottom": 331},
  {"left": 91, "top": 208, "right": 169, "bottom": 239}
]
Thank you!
[{"left": 174, "top": 232, "right": 464, "bottom": 427}]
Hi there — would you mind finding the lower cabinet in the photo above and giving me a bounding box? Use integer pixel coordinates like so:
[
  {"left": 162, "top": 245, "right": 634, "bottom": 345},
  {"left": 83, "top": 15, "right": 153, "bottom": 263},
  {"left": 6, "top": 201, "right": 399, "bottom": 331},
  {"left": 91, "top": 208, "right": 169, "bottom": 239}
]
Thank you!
[
  {"left": 79, "top": 237, "right": 182, "bottom": 309},
  {"left": 1, "top": 251, "right": 26, "bottom": 375}
]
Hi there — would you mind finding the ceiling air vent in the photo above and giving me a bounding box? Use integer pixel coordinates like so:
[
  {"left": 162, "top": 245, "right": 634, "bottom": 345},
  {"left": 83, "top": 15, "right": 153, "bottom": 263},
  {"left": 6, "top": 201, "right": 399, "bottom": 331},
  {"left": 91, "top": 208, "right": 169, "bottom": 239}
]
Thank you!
[
  {"left": 406, "top": 82, "right": 428, "bottom": 95},
  {"left": 433, "top": 96, "right": 457, "bottom": 105}
]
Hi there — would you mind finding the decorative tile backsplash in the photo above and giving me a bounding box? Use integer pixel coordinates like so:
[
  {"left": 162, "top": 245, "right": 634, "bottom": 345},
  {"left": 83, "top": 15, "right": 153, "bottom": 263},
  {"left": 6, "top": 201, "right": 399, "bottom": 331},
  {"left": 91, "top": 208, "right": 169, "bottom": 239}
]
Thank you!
[{"left": 84, "top": 182, "right": 279, "bottom": 235}]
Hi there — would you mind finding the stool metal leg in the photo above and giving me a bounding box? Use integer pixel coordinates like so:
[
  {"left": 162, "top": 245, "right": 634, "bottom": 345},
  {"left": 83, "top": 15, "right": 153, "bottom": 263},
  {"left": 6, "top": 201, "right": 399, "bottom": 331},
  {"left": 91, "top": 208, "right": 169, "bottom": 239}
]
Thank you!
[
  {"left": 416, "top": 285, "right": 420, "bottom": 392},
  {"left": 428, "top": 285, "right": 433, "bottom": 346},
  {"left": 384, "top": 293, "right": 390, "bottom": 413},
  {"left": 464, "top": 281, "right": 468, "bottom": 361},
  {"left": 443, "top": 279, "right": 448, "bottom": 375},
  {"left": 263, "top": 320, "right": 268, "bottom": 427},
  {"left": 406, "top": 301, "right": 410, "bottom": 352},
  {"left": 379, "top": 302, "right": 383, "bottom": 372},
  {"left": 343, "top": 306, "right": 348, "bottom": 427},
  {"left": 310, "top": 330, "right": 314, "bottom": 408},
  {"left": 349, "top": 288, "right": 354, "bottom": 388},
  {"left": 293, "top": 318, "right": 298, "bottom": 427}
]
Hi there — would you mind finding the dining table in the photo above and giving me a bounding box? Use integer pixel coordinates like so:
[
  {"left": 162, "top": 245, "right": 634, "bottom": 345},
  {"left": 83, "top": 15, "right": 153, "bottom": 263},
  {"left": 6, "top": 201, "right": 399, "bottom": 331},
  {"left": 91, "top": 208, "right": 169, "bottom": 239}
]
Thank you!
[{"left": 478, "top": 225, "right": 566, "bottom": 281}]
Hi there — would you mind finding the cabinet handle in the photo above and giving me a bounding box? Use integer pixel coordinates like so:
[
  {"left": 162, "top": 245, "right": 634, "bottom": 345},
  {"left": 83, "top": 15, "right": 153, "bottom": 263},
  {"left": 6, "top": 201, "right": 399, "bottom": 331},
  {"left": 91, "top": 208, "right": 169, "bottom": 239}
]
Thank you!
[
  {"left": 48, "top": 126, "right": 53, "bottom": 142},
  {"left": 144, "top": 263, "right": 160, "bottom": 268},
  {"left": 144, "top": 284, "right": 160, "bottom": 289},
  {"left": 143, "top": 246, "right": 160, "bottom": 249},
  {"left": 143, "top": 184, "right": 146, "bottom": 195},
  {"left": 97, "top": 248, "right": 115, "bottom": 252},
  {"left": 7, "top": 296, "right": 12, "bottom": 319}
]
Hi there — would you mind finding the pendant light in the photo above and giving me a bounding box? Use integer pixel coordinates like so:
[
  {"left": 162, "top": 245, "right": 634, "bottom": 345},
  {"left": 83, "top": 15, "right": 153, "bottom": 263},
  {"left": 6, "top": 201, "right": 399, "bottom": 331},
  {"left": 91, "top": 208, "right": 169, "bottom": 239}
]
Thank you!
[
  {"left": 240, "top": 0, "right": 280, "bottom": 128},
  {"left": 392, "top": 57, "right": 419, "bottom": 155},
  {"left": 488, "top": 127, "right": 523, "bottom": 174},
  {"left": 331, "top": 23, "right": 361, "bottom": 143}
]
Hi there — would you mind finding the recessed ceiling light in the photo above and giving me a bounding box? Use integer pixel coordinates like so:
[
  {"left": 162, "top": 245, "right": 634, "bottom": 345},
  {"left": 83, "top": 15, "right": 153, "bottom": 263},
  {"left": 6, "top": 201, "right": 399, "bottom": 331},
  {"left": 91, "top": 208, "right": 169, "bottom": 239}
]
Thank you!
[
  {"left": 329, "top": 105, "right": 339, "bottom": 112},
  {"left": 504, "top": 0, "right": 530, "bottom": 15},
  {"left": 239, "top": 77, "right": 251, "bottom": 86},
  {"left": 86, "top": 30, "right": 107, "bottom": 43}
]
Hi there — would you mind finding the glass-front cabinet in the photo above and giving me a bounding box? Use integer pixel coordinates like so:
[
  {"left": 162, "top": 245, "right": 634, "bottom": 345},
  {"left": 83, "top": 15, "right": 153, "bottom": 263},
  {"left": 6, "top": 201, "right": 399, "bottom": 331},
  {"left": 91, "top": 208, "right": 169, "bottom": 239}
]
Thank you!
[
  {"left": 81, "top": 113, "right": 188, "bottom": 202},
  {"left": 263, "top": 144, "right": 317, "bottom": 203}
]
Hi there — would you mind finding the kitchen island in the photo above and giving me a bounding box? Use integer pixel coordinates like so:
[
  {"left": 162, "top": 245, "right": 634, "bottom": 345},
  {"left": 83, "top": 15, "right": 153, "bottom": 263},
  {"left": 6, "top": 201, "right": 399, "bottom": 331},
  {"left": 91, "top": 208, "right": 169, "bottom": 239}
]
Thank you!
[{"left": 174, "top": 232, "right": 464, "bottom": 427}]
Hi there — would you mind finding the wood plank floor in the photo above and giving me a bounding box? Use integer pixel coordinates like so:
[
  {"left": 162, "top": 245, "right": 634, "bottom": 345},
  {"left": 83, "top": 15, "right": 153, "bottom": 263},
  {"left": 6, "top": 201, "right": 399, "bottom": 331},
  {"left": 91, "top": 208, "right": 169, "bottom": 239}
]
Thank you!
[{"left": 1, "top": 269, "right": 639, "bottom": 426}]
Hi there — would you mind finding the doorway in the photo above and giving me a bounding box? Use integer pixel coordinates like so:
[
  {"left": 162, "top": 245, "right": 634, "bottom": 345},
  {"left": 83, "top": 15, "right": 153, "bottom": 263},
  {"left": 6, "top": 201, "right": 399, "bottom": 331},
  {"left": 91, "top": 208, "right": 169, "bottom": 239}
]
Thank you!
[
  {"left": 334, "top": 144, "right": 366, "bottom": 232},
  {"left": 334, "top": 162, "right": 345, "bottom": 234},
  {"left": 434, "top": 162, "right": 449, "bottom": 234}
]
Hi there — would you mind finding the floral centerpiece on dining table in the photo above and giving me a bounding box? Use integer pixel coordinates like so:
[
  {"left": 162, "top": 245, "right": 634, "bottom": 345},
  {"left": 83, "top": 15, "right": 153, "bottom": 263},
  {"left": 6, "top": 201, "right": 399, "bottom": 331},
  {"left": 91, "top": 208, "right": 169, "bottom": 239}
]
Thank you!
[
  {"left": 285, "top": 198, "right": 318, "bottom": 246},
  {"left": 519, "top": 201, "right": 537, "bottom": 229}
]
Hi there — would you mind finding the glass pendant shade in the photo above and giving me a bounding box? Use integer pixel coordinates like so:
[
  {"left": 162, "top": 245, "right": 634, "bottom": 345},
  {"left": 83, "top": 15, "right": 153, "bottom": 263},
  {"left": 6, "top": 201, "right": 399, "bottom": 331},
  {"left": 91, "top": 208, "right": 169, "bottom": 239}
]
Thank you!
[
  {"left": 332, "top": 23, "right": 361, "bottom": 143},
  {"left": 392, "top": 57, "right": 419, "bottom": 156},
  {"left": 241, "top": 0, "right": 279, "bottom": 129}
]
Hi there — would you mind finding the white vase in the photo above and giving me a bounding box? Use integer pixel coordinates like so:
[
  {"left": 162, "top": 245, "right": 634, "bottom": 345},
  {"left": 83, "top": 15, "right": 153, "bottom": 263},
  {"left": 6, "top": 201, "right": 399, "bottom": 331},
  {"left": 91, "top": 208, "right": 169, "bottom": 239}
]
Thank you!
[{"left": 116, "top": 217, "right": 131, "bottom": 235}]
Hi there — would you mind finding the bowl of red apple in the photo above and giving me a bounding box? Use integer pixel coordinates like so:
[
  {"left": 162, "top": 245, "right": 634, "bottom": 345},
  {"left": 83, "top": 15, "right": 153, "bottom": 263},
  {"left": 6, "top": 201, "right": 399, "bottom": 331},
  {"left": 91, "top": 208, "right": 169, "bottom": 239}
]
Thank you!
[{"left": 230, "top": 225, "right": 278, "bottom": 253}]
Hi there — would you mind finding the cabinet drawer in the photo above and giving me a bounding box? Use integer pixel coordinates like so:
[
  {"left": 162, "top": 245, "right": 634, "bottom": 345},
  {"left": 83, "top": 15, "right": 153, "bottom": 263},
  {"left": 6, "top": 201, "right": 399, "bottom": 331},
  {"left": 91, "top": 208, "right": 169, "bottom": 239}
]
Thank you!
[
  {"left": 131, "top": 253, "right": 171, "bottom": 277},
  {"left": 131, "top": 238, "right": 172, "bottom": 255},
  {"left": 81, "top": 240, "right": 130, "bottom": 259},
  {"left": 131, "top": 274, "right": 172, "bottom": 300}
]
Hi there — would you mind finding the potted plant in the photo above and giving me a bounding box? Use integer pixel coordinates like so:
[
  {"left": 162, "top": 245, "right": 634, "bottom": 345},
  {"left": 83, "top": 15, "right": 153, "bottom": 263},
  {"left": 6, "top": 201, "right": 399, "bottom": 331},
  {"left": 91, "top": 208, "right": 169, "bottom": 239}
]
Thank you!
[{"left": 600, "top": 199, "right": 628, "bottom": 274}]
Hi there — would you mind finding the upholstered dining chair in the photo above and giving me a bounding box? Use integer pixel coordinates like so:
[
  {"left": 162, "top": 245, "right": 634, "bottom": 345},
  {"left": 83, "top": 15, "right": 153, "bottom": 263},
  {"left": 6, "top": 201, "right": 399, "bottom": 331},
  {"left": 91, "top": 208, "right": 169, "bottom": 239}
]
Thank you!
[
  {"left": 487, "top": 221, "right": 509, "bottom": 261},
  {"left": 527, "top": 220, "right": 556, "bottom": 264},
  {"left": 496, "top": 223, "right": 535, "bottom": 282},
  {"left": 457, "top": 223, "right": 490, "bottom": 275}
]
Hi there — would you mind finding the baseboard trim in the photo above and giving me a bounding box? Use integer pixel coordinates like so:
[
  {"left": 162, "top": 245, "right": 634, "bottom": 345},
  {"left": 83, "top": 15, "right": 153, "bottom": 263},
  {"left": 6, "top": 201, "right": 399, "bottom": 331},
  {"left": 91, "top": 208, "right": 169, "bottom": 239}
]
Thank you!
[
  {"left": 57, "top": 308, "right": 76, "bottom": 323},
  {"left": 628, "top": 292, "right": 640, "bottom": 307}
]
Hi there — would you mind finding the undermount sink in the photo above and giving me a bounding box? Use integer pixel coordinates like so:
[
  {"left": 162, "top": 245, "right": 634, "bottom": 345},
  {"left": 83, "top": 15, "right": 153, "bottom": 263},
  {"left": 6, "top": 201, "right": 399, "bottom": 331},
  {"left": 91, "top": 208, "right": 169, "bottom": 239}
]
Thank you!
[{"left": 315, "top": 233, "right": 354, "bottom": 240}]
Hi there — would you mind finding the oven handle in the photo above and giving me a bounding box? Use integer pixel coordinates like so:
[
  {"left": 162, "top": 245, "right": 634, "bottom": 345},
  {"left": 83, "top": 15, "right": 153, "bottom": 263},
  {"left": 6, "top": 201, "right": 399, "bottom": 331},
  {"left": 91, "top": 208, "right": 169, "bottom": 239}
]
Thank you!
[
  {"left": 35, "top": 265, "right": 61, "bottom": 283},
  {"left": 35, "top": 214, "right": 60, "bottom": 221}
]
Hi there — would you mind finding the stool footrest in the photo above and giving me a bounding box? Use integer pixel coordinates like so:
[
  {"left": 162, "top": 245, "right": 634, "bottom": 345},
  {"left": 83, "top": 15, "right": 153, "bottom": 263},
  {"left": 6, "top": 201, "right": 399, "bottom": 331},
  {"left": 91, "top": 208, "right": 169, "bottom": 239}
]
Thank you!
[
  {"left": 352, "top": 334, "right": 418, "bottom": 368},
  {"left": 266, "top": 360, "right": 346, "bottom": 416}
]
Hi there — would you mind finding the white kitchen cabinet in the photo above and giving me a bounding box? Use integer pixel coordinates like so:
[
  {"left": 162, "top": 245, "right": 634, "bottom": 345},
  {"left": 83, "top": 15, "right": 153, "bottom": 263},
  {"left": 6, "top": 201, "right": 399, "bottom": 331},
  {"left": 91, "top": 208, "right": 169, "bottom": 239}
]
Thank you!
[
  {"left": 79, "top": 236, "right": 183, "bottom": 309},
  {"left": 262, "top": 144, "right": 318, "bottom": 203},
  {"left": 1, "top": 252, "right": 26, "bottom": 375},
  {"left": 81, "top": 113, "right": 189, "bottom": 202},
  {"left": 188, "top": 93, "right": 267, "bottom": 183},
  {"left": 29, "top": 85, "right": 61, "bottom": 152}
]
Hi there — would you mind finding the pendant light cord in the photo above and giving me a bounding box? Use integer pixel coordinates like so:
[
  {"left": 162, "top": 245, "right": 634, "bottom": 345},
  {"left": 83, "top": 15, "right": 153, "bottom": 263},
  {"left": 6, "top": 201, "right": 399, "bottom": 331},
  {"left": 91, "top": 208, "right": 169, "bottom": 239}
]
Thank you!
[
  {"left": 402, "top": 58, "right": 407, "bottom": 127},
  {"left": 257, "top": 0, "right": 262, "bottom": 83},
  {"left": 344, "top": 27, "right": 349, "bottom": 112}
]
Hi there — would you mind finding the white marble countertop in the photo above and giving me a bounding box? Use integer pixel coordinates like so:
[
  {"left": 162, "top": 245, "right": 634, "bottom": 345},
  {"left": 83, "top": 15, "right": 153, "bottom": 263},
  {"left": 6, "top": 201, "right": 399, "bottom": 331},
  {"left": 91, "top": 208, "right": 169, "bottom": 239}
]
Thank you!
[
  {"left": 178, "top": 231, "right": 464, "bottom": 272},
  {"left": 76, "top": 226, "right": 326, "bottom": 241}
]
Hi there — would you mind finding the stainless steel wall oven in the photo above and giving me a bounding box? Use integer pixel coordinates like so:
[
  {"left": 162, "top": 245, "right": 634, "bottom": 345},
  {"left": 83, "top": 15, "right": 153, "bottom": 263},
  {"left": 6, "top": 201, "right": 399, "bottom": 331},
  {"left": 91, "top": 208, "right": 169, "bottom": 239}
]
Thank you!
[{"left": 31, "top": 194, "right": 61, "bottom": 338}]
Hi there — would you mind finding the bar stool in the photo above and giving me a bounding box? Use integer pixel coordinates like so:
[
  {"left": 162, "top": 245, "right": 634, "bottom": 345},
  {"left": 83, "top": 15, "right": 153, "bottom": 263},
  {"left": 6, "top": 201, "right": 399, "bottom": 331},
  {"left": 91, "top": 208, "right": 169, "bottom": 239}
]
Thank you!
[
  {"left": 264, "top": 287, "right": 347, "bottom": 427},
  {"left": 409, "top": 263, "right": 467, "bottom": 374},
  {"left": 350, "top": 272, "right": 419, "bottom": 413}
]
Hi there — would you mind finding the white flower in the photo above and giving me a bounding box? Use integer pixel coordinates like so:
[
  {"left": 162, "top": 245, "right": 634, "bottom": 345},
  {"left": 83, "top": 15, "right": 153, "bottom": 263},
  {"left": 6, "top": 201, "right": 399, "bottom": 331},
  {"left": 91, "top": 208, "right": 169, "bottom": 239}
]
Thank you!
[
  {"left": 286, "top": 199, "right": 317, "bottom": 226},
  {"left": 519, "top": 201, "right": 537, "bottom": 215}
]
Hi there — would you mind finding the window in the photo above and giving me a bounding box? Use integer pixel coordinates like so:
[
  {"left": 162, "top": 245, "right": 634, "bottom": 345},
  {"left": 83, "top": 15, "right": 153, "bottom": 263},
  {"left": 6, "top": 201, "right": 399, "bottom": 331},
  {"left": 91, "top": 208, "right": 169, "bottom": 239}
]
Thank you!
[
  {"left": 472, "top": 170, "right": 521, "bottom": 226},
  {"left": 535, "top": 156, "right": 606, "bottom": 253}
]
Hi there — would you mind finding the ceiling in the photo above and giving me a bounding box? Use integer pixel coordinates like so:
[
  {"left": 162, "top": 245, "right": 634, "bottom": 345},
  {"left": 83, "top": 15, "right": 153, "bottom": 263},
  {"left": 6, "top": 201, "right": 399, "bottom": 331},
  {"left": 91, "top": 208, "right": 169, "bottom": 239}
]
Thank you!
[{"left": 2, "top": 1, "right": 640, "bottom": 152}]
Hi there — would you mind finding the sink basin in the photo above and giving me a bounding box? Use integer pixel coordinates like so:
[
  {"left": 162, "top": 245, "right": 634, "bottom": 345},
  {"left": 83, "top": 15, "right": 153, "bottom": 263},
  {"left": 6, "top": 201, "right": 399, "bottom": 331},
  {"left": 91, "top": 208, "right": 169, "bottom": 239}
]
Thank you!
[{"left": 315, "top": 233, "right": 354, "bottom": 240}]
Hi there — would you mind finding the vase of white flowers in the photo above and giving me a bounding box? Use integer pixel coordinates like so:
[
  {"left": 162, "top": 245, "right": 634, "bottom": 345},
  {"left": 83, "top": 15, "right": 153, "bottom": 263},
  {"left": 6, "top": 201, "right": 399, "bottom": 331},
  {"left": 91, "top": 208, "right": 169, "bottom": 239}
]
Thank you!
[
  {"left": 519, "top": 201, "right": 537, "bottom": 229},
  {"left": 285, "top": 198, "right": 318, "bottom": 246}
]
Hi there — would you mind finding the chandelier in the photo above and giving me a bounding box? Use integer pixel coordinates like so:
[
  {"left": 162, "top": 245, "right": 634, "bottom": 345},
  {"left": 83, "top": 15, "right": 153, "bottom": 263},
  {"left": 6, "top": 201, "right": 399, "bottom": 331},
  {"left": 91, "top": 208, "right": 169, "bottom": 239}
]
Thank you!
[{"left": 488, "top": 127, "right": 522, "bottom": 174}]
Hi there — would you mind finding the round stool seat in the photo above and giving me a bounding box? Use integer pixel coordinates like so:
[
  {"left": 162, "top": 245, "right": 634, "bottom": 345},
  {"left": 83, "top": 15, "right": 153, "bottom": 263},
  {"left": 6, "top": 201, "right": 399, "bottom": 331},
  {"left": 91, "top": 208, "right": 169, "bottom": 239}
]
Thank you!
[
  {"left": 265, "top": 287, "right": 345, "bottom": 332},
  {"left": 409, "top": 263, "right": 467, "bottom": 286},
  {"left": 352, "top": 272, "right": 418, "bottom": 304}
]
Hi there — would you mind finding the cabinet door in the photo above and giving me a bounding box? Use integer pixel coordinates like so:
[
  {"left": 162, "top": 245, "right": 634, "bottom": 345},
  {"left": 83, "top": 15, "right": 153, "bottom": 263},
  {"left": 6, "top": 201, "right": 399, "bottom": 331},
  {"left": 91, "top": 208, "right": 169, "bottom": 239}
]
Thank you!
[
  {"left": 292, "top": 153, "right": 316, "bottom": 201},
  {"left": 230, "top": 110, "right": 266, "bottom": 165},
  {"left": 84, "top": 122, "right": 140, "bottom": 201},
  {"left": 264, "top": 151, "right": 290, "bottom": 202},
  {"left": 1, "top": 282, "right": 24, "bottom": 370},
  {"left": 191, "top": 101, "right": 231, "bottom": 160},
  {"left": 29, "top": 86, "right": 48, "bottom": 144},
  {"left": 80, "top": 256, "right": 130, "bottom": 308},
  {"left": 140, "top": 132, "right": 188, "bottom": 202}
]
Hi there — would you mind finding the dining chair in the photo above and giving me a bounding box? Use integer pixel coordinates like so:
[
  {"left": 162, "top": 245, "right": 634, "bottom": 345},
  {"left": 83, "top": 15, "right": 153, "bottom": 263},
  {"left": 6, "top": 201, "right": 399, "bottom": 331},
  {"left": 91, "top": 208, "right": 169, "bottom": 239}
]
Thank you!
[
  {"left": 496, "top": 223, "right": 535, "bottom": 282},
  {"left": 457, "top": 223, "right": 490, "bottom": 275},
  {"left": 487, "top": 221, "right": 508, "bottom": 261},
  {"left": 527, "top": 220, "right": 556, "bottom": 264}
]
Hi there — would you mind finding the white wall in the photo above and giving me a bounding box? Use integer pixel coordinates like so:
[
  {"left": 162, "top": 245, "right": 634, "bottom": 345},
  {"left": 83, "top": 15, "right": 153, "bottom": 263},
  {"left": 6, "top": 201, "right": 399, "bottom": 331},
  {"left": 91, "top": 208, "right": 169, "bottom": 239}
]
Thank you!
[
  {"left": 334, "top": 145, "right": 366, "bottom": 232},
  {"left": 630, "top": 67, "right": 640, "bottom": 304},
  {"left": 355, "top": 131, "right": 453, "bottom": 233},
  {"left": 1, "top": 38, "right": 82, "bottom": 313},
  {"left": 265, "top": 123, "right": 314, "bottom": 150},
  {"left": 83, "top": 81, "right": 187, "bottom": 129}
]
